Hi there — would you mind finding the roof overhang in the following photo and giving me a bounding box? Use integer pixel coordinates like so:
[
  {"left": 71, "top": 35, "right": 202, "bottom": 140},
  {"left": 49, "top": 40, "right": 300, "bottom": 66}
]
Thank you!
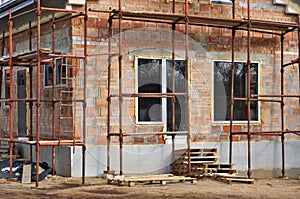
[{"left": 0, "top": 0, "right": 36, "bottom": 19}]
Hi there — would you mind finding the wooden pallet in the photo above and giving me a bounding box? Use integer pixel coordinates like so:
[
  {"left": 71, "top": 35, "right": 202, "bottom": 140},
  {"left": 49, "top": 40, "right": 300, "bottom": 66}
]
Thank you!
[
  {"left": 107, "top": 174, "right": 197, "bottom": 187},
  {"left": 172, "top": 148, "right": 239, "bottom": 177}
]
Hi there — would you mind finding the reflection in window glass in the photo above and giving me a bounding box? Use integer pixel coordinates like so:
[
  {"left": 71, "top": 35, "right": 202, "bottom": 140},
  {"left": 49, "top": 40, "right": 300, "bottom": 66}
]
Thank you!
[
  {"left": 137, "top": 57, "right": 187, "bottom": 131},
  {"left": 213, "top": 61, "right": 258, "bottom": 122},
  {"left": 138, "top": 58, "right": 162, "bottom": 122},
  {"left": 44, "top": 58, "right": 66, "bottom": 87},
  {"left": 4, "top": 69, "right": 10, "bottom": 106}
]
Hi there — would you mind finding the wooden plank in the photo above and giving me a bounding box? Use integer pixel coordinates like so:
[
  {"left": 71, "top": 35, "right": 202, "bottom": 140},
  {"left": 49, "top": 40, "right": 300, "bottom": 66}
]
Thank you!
[
  {"left": 189, "top": 156, "right": 218, "bottom": 159},
  {"left": 128, "top": 181, "right": 135, "bottom": 187},
  {"left": 116, "top": 174, "right": 172, "bottom": 180},
  {"left": 104, "top": 170, "right": 115, "bottom": 175},
  {"left": 22, "top": 164, "right": 31, "bottom": 184},
  {"left": 221, "top": 177, "right": 254, "bottom": 184},
  {"left": 183, "top": 161, "right": 216, "bottom": 164},
  {"left": 160, "top": 180, "right": 167, "bottom": 185},
  {"left": 190, "top": 152, "right": 217, "bottom": 155},
  {"left": 214, "top": 173, "right": 248, "bottom": 179}
]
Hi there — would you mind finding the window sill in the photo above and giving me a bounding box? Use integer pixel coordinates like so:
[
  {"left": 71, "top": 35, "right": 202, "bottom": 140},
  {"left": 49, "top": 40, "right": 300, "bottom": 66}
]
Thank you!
[{"left": 136, "top": 122, "right": 164, "bottom": 125}]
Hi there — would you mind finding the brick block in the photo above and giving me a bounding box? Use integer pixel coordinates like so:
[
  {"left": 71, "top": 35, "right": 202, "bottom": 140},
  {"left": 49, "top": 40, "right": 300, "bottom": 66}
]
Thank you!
[
  {"left": 133, "top": 136, "right": 144, "bottom": 144},
  {"left": 212, "top": 126, "right": 221, "bottom": 134},
  {"left": 96, "top": 136, "right": 107, "bottom": 145},
  {"left": 219, "top": 133, "right": 229, "bottom": 142}
]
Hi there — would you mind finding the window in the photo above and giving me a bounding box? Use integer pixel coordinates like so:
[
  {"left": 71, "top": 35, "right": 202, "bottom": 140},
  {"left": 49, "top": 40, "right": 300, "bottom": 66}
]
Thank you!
[
  {"left": 4, "top": 68, "right": 10, "bottom": 106},
  {"left": 211, "top": 0, "right": 233, "bottom": 5},
  {"left": 44, "top": 58, "right": 66, "bottom": 88},
  {"left": 213, "top": 61, "right": 259, "bottom": 123},
  {"left": 136, "top": 57, "right": 187, "bottom": 131}
]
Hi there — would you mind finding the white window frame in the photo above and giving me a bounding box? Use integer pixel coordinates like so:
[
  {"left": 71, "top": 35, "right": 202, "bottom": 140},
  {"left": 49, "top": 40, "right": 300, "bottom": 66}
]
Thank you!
[
  {"left": 44, "top": 58, "right": 66, "bottom": 88},
  {"left": 135, "top": 56, "right": 187, "bottom": 128},
  {"left": 212, "top": 60, "right": 260, "bottom": 124}
]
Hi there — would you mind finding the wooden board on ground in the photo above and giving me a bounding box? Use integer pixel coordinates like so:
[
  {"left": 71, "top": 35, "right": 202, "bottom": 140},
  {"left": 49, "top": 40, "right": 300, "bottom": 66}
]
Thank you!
[
  {"left": 221, "top": 177, "right": 255, "bottom": 184},
  {"left": 213, "top": 173, "right": 248, "bottom": 179},
  {"left": 107, "top": 174, "right": 197, "bottom": 187},
  {"left": 22, "top": 164, "right": 31, "bottom": 184}
]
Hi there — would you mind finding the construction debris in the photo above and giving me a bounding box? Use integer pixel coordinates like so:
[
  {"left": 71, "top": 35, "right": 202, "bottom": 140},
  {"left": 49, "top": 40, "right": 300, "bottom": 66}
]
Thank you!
[{"left": 0, "top": 159, "right": 52, "bottom": 182}]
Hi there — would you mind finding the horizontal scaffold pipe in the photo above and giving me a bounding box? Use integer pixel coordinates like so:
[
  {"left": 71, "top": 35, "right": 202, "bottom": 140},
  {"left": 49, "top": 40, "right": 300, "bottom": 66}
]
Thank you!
[
  {"left": 108, "top": 131, "right": 189, "bottom": 137},
  {"left": 109, "top": 93, "right": 188, "bottom": 98},
  {"left": 251, "top": 94, "right": 300, "bottom": 98},
  {"left": 41, "top": 7, "right": 84, "bottom": 14},
  {"left": 231, "top": 130, "right": 300, "bottom": 135}
]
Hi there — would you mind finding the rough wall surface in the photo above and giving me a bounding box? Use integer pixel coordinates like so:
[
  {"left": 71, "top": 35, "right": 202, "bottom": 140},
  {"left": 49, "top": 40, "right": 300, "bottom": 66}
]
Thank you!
[
  {"left": 77, "top": 0, "right": 300, "bottom": 145},
  {"left": 0, "top": 0, "right": 300, "bottom": 177}
]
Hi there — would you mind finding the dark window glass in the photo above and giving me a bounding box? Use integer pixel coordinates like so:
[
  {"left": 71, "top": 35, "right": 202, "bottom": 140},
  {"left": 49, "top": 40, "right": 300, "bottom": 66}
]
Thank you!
[
  {"left": 166, "top": 60, "right": 187, "bottom": 131},
  {"left": 138, "top": 58, "right": 162, "bottom": 122},
  {"left": 211, "top": 0, "right": 233, "bottom": 5},
  {"left": 137, "top": 58, "right": 187, "bottom": 131},
  {"left": 4, "top": 69, "right": 10, "bottom": 106},
  {"left": 213, "top": 61, "right": 258, "bottom": 122},
  {"left": 44, "top": 58, "right": 66, "bottom": 87}
]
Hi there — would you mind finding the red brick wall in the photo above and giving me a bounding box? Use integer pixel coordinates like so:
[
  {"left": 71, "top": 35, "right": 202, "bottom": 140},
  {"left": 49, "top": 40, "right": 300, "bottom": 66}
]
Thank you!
[
  {"left": 80, "top": 0, "right": 300, "bottom": 145},
  {"left": 0, "top": 1, "right": 299, "bottom": 145}
]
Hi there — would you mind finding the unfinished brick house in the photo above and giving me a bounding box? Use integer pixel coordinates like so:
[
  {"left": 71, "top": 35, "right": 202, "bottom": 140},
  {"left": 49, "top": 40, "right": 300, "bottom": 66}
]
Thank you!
[{"left": 0, "top": 0, "right": 300, "bottom": 185}]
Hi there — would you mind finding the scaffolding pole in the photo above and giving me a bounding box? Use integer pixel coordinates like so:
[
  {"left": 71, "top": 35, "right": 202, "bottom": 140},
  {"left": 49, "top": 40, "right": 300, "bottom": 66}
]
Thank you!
[
  {"left": 280, "top": 34, "right": 285, "bottom": 177},
  {"left": 184, "top": 0, "right": 191, "bottom": 176},
  {"left": 171, "top": 0, "right": 176, "bottom": 175},
  {"left": 8, "top": 9, "right": 14, "bottom": 181},
  {"left": 118, "top": 0, "right": 123, "bottom": 176},
  {"left": 0, "top": 1, "right": 87, "bottom": 187},
  {"left": 106, "top": 12, "right": 113, "bottom": 174}
]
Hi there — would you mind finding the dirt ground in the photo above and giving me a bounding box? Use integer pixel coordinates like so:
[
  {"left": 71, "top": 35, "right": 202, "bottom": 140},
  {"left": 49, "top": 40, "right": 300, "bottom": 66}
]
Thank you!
[{"left": 0, "top": 175, "right": 299, "bottom": 199}]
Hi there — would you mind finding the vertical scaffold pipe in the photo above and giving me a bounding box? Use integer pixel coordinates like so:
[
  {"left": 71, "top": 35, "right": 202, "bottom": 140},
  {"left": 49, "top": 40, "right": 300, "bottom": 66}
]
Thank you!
[
  {"left": 82, "top": 1, "right": 88, "bottom": 185},
  {"left": 118, "top": 0, "right": 124, "bottom": 176},
  {"left": 29, "top": 21, "right": 33, "bottom": 163},
  {"left": 280, "top": 35, "right": 285, "bottom": 177},
  {"left": 51, "top": 12, "right": 56, "bottom": 177},
  {"left": 8, "top": 9, "right": 14, "bottom": 181},
  {"left": 246, "top": 0, "right": 252, "bottom": 179},
  {"left": 229, "top": 0, "right": 236, "bottom": 166},
  {"left": 229, "top": 28, "right": 236, "bottom": 164},
  {"left": 36, "top": 0, "right": 42, "bottom": 187},
  {"left": 171, "top": 0, "right": 176, "bottom": 175},
  {"left": 184, "top": 0, "right": 191, "bottom": 175},
  {"left": 107, "top": 14, "right": 112, "bottom": 173}
]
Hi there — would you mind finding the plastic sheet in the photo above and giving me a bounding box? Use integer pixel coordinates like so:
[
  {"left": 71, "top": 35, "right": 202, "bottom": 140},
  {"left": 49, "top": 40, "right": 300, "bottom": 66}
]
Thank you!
[{"left": 0, "top": 159, "right": 52, "bottom": 182}]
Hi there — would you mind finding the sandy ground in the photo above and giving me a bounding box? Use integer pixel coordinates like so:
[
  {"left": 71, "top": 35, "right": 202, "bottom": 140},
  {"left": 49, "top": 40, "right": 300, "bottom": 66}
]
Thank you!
[{"left": 0, "top": 175, "right": 299, "bottom": 199}]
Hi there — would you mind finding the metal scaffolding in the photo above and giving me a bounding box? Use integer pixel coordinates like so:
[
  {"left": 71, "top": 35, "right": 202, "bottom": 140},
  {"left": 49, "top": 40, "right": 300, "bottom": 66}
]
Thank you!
[
  {"left": 0, "top": 0, "right": 299, "bottom": 188},
  {"left": 91, "top": 0, "right": 300, "bottom": 178},
  {"left": 0, "top": 1, "right": 88, "bottom": 187}
]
